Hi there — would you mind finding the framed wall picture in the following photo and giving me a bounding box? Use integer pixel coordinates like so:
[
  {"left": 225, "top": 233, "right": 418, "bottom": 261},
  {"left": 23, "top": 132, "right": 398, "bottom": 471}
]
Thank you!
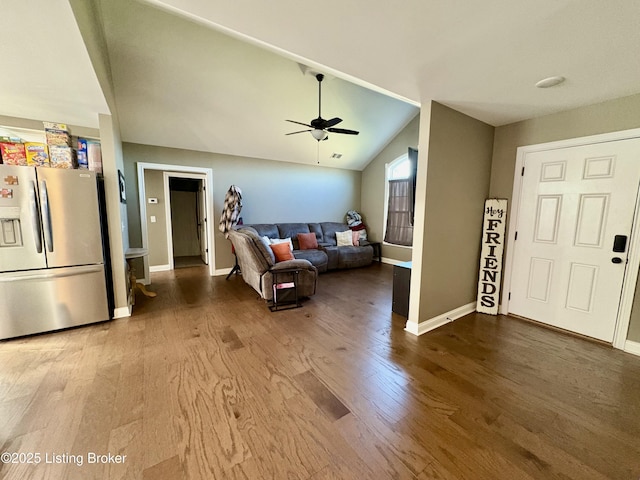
[{"left": 118, "top": 170, "right": 126, "bottom": 203}]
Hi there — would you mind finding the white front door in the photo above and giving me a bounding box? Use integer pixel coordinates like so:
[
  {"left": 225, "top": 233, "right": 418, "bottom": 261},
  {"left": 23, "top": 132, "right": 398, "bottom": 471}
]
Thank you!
[{"left": 509, "top": 138, "right": 640, "bottom": 342}]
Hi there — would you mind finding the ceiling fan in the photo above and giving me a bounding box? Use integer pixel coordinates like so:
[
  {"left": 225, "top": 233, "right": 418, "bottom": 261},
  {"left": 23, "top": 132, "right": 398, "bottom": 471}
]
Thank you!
[{"left": 286, "top": 73, "right": 359, "bottom": 141}]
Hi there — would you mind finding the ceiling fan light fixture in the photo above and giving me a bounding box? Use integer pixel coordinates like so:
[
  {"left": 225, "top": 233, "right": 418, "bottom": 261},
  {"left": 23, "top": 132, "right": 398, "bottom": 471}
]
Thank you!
[{"left": 311, "top": 129, "right": 328, "bottom": 141}]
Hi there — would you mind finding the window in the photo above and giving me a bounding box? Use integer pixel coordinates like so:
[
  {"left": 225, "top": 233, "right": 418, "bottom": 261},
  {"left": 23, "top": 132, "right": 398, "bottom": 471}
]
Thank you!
[{"left": 384, "top": 152, "right": 414, "bottom": 246}]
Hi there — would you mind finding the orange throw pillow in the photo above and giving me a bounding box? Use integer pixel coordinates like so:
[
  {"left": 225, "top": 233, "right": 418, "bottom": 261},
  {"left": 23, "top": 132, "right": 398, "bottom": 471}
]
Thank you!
[
  {"left": 297, "top": 232, "right": 318, "bottom": 250},
  {"left": 270, "top": 242, "right": 294, "bottom": 262}
]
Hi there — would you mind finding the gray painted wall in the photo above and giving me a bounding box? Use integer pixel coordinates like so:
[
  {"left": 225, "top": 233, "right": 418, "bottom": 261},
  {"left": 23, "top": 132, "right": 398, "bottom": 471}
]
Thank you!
[
  {"left": 123, "top": 142, "right": 362, "bottom": 271},
  {"left": 144, "top": 170, "right": 169, "bottom": 266},
  {"left": 70, "top": 0, "right": 131, "bottom": 315},
  {"left": 361, "top": 114, "right": 420, "bottom": 262},
  {"left": 490, "top": 92, "right": 640, "bottom": 342},
  {"left": 416, "top": 102, "right": 495, "bottom": 320}
]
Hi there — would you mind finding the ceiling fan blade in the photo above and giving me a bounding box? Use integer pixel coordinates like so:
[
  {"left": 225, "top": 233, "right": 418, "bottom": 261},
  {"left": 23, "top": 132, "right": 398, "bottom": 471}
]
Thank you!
[
  {"left": 286, "top": 119, "right": 313, "bottom": 128},
  {"left": 323, "top": 117, "right": 343, "bottom": 128},
  {"left": 286, "top": 129, "right": 312, "bottom": 135},
  {"left": 327, "top": 128, "right": 359, "bottom": 135}
]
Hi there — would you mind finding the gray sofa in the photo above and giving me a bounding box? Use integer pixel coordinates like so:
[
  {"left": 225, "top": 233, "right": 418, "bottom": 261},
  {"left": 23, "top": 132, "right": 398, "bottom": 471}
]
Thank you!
[
  {"left": 228, "top": 228, "right": 318, "bottom": 301},
  {"left": 240, "top": 222, "right": 374, "bottom": 273}
]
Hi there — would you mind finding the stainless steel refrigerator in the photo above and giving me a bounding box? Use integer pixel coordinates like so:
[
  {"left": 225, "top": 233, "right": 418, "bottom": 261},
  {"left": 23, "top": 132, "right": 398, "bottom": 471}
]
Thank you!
[{"left": 0, "top": 165, "right": 110, "bottom": 339}]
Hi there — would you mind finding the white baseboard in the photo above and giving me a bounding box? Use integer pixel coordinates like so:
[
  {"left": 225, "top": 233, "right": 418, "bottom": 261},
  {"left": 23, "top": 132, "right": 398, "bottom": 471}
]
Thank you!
[
  {"left": 624, "top": 340, "right": 640, "bottom": 357},
  {"left": 150, "top": 264, "right": 171, "bottom": 272},
  {"left": 214, "top": 267, "right": 233, "bottom": 276},
  {"left": 113, "top": 306, "right": 131, "bottom": 319},
  {"left": 405, "top": 301, "right": 476, "bottom": 336}
]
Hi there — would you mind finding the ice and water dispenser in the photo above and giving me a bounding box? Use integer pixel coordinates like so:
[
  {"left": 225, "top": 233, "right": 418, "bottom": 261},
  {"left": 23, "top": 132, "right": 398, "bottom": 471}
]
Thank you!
[{"left": 0, "top": 175, "right": 23, "bottom": 248}]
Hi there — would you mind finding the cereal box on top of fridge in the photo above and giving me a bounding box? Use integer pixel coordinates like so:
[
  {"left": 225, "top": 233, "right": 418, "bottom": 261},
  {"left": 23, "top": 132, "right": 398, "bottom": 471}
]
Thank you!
[
  {"left": 45, "top": 129, "right": 70, "bottom": 147},
  {"left": 43, "top": 122, "right": 67, "bottom": 131},
  {"left": 0, "top": 142, "right": 27, "bottom": 165},
  {"left": 25, "top": 142, "right": 50, "bottom": 167},
  {"left": 0, "top": 136, "right": 22, "bottom": 143},
  {"left": 87, "top": 140, "right": 102, "bottom": 173},
  {"left": 43, "top": 121, "right": 70, "bottom": 147},
  {"left": 77, "top": 138, "right": 88, "bottom": 169},
  {"left": 49, "top": 145, "right": 74, "bottom": 169}
]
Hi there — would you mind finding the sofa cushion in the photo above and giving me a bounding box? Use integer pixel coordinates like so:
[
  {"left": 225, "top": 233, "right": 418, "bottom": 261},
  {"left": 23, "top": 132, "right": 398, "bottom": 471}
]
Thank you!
[
  {"left": 294, "top": 249, "right": 328, "bottom": 273},
  {"left": 248, "top": 224, "right": 280, "bottom": 238},
  {"left": 337, "top": 245, "right": 374, "bottom": 269},
  {"left": 277, "top": 223, "right": 311, "bottom": 249},
  {"left": 321, "top": 246, "right": 340, "bottom": 270},
  {"left": 297, "top": 232, "right": 319, "bottom": 250},
  {"left": 307, "top": 223, "right": 324, "bottom": 243},
  {"left": 320, "top": 222, "right": 350, "bottom": 246},
  {"left": 270, "top": 242, "right": 295, "bottom": 262}
]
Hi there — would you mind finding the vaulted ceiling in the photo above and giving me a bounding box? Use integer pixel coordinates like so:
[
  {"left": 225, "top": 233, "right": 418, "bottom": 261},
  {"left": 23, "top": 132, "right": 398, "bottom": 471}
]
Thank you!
[
  {"left": 1, "top": 0, "right": 639, "bottom": 171},
  {"left": 99, "top": 0, "right": 419, "bottom": 170}
]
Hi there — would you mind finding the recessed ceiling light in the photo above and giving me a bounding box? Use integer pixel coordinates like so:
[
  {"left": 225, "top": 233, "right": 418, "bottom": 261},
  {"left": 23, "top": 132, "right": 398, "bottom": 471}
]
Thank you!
[{"left": 535, "top": 76, "right": 566, "bottom": 88}]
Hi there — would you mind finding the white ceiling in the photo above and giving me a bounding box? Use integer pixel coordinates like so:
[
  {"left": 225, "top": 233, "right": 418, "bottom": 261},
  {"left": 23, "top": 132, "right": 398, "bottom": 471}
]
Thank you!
[
  {"left": 99, "top": 0, "right": 418, "bottom": 170},
  {"left": 146, "top": 0, "right": 640, "bottom": 127},
  {"left": 0, "top": 0, "right": 109, "bottom": 128},
  {"left": 1, "top": 0, "right": 639, "bottom": 171}
]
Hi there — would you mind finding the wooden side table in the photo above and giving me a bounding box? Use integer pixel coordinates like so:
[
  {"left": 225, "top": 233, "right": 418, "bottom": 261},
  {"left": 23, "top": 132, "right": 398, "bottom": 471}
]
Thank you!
[{"left": 125, "top": 248, "right": 157, "bottom": 305}]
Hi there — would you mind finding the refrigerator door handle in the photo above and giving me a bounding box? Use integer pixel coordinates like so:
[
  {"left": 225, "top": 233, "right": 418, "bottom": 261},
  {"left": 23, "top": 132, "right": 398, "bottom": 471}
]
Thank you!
[
  {"left": 40, "top": 180, "right": 54, "bottom": 252},
  {"left": 0, "top": 265, "right": 104, "bottom": 282},
  {"left": 29, "top": 180, "right": 43, "bottom": 253}
]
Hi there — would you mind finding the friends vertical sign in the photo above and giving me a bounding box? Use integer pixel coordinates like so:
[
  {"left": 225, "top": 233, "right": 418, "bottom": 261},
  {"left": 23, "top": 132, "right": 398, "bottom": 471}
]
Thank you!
[{"left": 477, "top": 199, "right": 507, "bottom": 315}]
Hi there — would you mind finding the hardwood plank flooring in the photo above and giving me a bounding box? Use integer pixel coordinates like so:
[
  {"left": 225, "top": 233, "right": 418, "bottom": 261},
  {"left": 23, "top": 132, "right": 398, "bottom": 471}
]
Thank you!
[{"left": 1, "top": 263, "right": 640, "bottom": 479}]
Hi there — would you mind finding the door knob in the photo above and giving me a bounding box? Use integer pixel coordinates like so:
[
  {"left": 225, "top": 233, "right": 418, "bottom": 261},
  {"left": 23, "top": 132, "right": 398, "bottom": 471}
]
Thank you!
[{"left": 612, "top": 257, "right": 623, "bottom": 264}]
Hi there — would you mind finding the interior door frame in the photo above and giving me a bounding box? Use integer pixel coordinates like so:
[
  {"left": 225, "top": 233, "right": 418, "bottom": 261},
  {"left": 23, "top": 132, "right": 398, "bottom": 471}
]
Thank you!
[
  {"left": 197, "top": 181, "right": 208, "bottom": 264},
  {"left": 137, "top": 162, "right": 215, "bottom": 281},
  {"left": 163, "top": 171, "right": 208, "bottom": 271},
  {"left": 501, "top": 127, "right": 640, "bottom": 351}
]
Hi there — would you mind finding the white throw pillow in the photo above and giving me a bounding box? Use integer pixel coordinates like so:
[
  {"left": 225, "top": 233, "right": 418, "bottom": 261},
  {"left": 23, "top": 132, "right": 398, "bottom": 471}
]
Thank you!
[
  {"left": 270, "top": 237, "right": 293, "bottom": 251},
  {"left": 336, "top": 230, "right": 354, "bottom": 247}
]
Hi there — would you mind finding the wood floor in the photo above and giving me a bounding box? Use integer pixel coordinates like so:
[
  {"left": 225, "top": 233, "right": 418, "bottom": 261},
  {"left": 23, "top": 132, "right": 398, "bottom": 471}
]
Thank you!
[
  {"left": 1, "top": 263, "right": 640, "bottom": 479},
  {"left": 173, "top": 256, "right": 206, "bottom": 269}
]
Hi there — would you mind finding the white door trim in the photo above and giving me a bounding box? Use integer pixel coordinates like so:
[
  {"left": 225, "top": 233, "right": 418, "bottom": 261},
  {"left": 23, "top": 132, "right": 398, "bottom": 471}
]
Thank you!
[
  {"left": 163, "top": 171, "right": 208, "bottom": 271},
  {"left": 136, "top": 162, "right": 215, "bottom": 281},
  {"left": 501, "top": 127, "right": 640, "bottom": 350}
]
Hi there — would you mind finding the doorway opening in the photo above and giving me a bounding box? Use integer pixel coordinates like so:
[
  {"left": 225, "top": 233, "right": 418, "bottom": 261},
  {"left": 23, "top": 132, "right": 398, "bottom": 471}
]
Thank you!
[
  {"left": 168, "top": 176, "right": 208, "bottom": 269},
  {"left": 136, "top": 162, "right": 215, "bottom": 282},
  {"left": 164, "top": 172, "right": 208, "bottom": 271}
]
